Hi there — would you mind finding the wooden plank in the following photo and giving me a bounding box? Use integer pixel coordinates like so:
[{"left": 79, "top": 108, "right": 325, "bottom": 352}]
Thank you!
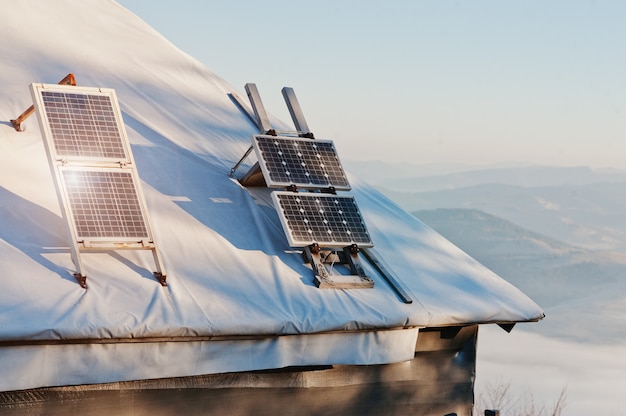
[
  {"left": 0, "top": 384, "right": 474, "bottom": 416},
  {"left": 238, "top": 161, "right": 266, "bottom": 187},
  {"left": 0, "top": 331, "right": 477, "bottom": 415},
  {"left": 416, "top": 325, "right": 478, "bottom": 352}
]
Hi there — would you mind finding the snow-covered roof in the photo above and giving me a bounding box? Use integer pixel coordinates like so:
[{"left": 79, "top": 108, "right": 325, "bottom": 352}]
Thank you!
[{"left": 0, "top": 0, "right": 543, "bottom": 391}]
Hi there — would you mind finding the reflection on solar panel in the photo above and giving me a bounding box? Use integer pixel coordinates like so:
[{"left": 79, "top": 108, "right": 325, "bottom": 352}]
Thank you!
[
  {"left": 60, "top": 168, "right": 150, "bottom": 241},
  {"left": 37, "top": 88, "right": 129, "bottom": 161},
  {"left": 252, "top": 135, "right": 350, "bottom": 190},
  {"left": 30, "top": 83, "right": 166, "bottom": 287},
  {"left": 272, "top": 191, "right": 373, "bottom": 248}
]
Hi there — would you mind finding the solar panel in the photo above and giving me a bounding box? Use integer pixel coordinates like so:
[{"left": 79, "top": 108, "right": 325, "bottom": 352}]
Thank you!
[
  {"left": 272, "top": 191, "right": 373, "bottom": 248},
  {"left": 59, "top": 167, "right": 151, "bottom": 241},
  {"left": 252, "top": 135, "right": 351, "bottom": 190},
  {"left": 32, "top": 85, "right": 130, "bottom": 162},
  {"left": 30, "top": 83, "right": 166, "bottom": 286}
]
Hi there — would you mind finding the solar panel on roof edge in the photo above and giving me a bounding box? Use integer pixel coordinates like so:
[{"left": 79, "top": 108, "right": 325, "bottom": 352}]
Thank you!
[
  {"left": 59, "top": 167, "right": 151, "bottom": 241},
  {"left": 271, "top": 191, "right": 373, "bottom": 248},
  {"left": 30, "top": 83, "right": 166, "bottom": 285},
  {"left": 252, "top": 134, "right": 351, "bottom": 190},
  {"left": 32, "top": 84, "right": 132, "bottom": 163},
  {"left": 30, "top": 83, "right": 153, "bottom": 244}
]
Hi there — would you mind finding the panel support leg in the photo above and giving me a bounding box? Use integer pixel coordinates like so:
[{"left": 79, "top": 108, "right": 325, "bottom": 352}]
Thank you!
[
  {"left": 245, "top": 83, "right": 273, "bottom": 134},
  {"left": 303, "top": 244, "right": 331, "bottom": 286},
  {"left": 281, "top": 87, "right": 314, "bottom": 138},
  {"left": 343, "top": 244, "right": 367, "bottom": 277},
  {"left": 70, "top": 242, "right": 87, "bottom": 289},
  {"left": 152, "top": 247, "right": 167, "bottom": 286}
]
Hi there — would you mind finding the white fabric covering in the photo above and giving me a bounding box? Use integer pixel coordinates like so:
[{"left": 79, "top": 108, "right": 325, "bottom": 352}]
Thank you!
[{"left": 0, "top": 0, "right": 543, "bottom": 391}]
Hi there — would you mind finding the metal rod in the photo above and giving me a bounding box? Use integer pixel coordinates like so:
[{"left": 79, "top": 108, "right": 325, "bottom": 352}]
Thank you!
[
  {"left": 227, "top": 92, "right": 260, "bottom": 131},
  {"left": 11, "top": 73, "right": 76, "bottom": 131},
  {"left": 362, "top": 248, "right": 413, "bottom": 304},
  {"left": 229, "top": 145, "right": 253, "bottom": 177}
]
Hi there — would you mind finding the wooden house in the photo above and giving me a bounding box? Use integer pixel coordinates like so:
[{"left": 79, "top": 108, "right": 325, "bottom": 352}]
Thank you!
[{"left": 0, "top": 2, "right": 543, "bottom": 415}]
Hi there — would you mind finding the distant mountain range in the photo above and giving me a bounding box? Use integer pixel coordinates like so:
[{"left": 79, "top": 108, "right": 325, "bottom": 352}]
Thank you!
[
  {"left": 345, "top": 160, "right": 626, "bottom": 192},
  {"left": 345, "top": 162, "right": 626, "bottom": 250},
  {"left": 387, "top": 181, "right": 626, "bottom": 251},
  {"left": 344, "top": 161, "right": 626, "bottom": 344},
  {"left": 413, "top": 208, "right": 626, "bottom": 344}
]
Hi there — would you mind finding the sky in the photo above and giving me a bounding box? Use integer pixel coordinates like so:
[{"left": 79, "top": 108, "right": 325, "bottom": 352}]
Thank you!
[{"left": 117, "top": 0, "right": 626, "bottom": 169}]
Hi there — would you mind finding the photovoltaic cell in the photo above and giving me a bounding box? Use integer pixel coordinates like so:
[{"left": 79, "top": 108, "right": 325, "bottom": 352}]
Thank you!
[
  {"left": 61, "top": 168, "right": 150, "bottom": 240},
  {"left": 272, "top": 191, "right": 373, "bottom": 248},
  {"left": 40, "top": 90, "right": 128, "bottom": 160},
  {"left": 30, "top": 84, "right": 166, "bottom": 283},
  {"left": 253, "top": 135, "right": 350, "bottom": 190}
]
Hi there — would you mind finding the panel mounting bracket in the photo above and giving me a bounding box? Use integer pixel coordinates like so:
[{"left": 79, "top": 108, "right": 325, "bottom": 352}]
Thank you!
[
  {"left": 302, "top": 243, "right": 374, "bottom": 289},
  {"left": 281, "top": 86, "right": 314, "bottom": 139},
  {"left": 154, "top": 272, "right": 167, "bottom": 287},
  {"left": 73, "top": 272, "right": 87, "bottom": 289},
  {"left": 231, "top": 83, "right": 275, "bottom": 185},
  {"left": 245, "top": 83, "right": 273, "bottom": 135},
  {"left": 11, "top": 73, "right": 76, "bottom": 132},
  {"left": 231, "top": 83, "right": 310, "bottom": 184}
]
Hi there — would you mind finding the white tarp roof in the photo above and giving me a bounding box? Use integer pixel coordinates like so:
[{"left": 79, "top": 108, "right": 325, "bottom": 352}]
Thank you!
[{"left": 0, "top": 0, "right": 543, "bottom": 390}]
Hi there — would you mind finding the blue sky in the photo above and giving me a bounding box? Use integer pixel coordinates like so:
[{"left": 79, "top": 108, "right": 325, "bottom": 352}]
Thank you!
[{"left": 118, "top": 1, "right": 626, "bottom": 169}]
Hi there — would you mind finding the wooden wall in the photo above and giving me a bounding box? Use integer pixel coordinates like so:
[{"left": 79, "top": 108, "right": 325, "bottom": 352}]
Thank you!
[{"left": 0, "top": 325, "right": 478, "bottom": 416}]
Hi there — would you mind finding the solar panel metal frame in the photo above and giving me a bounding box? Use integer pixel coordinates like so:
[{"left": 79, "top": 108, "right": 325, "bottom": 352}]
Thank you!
[
  {"left": 271, "top": 191, "right": 374, "bottom": 248},
  {"left": 29, "top": 83, "right": 165, "bottom": 285},
  {"left": 30, "top": 83, "right": 133, "bottom": 165},
  {"left": 57, "top": 166, "right": 154, "bottom": 245},
  {"left": 251, "top": 134, "right": 351, "bottom": 191}
]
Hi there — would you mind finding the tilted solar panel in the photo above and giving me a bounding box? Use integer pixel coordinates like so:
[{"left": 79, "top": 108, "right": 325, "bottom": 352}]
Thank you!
[
  {"left": 30, "top": 83, "right": 165, "bottom": 285},
  {"left": 34, "top": 85, "right": 130, "bottom": 162},
  {"left": 60, "top": 167, "right": 151, "bottom": 241},
  {"left": 252, "top": 135, "right": 351, "bottom": 190},
  {"left": 272, "top": 191, "right": 373, "bottom": 248}
]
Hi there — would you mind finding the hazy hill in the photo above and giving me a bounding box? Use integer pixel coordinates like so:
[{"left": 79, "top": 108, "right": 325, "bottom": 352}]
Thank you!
[
  {"left": 383, "top": 181, "right": 626, "bottom": 251},
  {"left": 414, "top": 208, "right": 626, "bottom": 343},
  {"left": 345, "top": 161, "right": 626, "bottom": 192},
  {"left": 345, "top": 163, "right": 626, "bottom": 250},
  {"left": 393, "top": 166, "right": 626, "bottom": 412},
  {"left": 347, "top": 163, "right": 626, "bottom": 342},
  {"left": 415, "top": 208, "right": 574, "bottom": 257}
]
